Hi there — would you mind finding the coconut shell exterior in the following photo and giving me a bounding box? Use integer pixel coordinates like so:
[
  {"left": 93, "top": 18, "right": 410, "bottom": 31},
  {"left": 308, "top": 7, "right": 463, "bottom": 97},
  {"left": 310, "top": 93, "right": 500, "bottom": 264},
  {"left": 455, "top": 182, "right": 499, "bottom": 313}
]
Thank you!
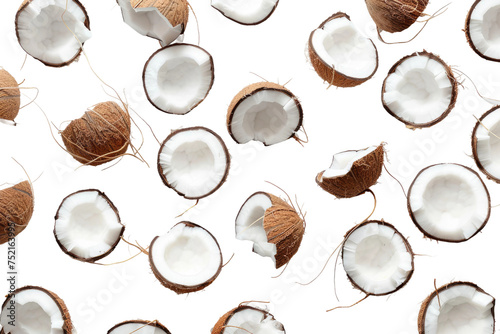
[
  {"left": 131, "top": 0, "right": 188, "bottom": 34},
  {"left": 365, "top": 0, "right": 429, "bottom": 33},
  {"left": 308, "top": 12, "right": 379, "bottom": 88},
  {"left": 226, "top": 82, "right": 303, "bottom": 145},
  {"left": 149, "top": 221, "right": 223, "bottom": 294},
  {"left": 382, "top": 51, "right": 458, "bottom": 129},
  {"left": 0, "top": 70, "right": 20, "bottom": 122},
  {"left": 107, "top": 320, "right": 172, "bottom": 334},
  {"left": 316, "top": 144, "right": 384, "bottom": 198},
  {"left": 61, "top": 101, "right": 131, "bottom": 166},
  {"left": 212, "top": 0, "right": 279, "bottom": 25},
  {"left": 465, "top": 0, "right": 500, "bottom": 62},
  {"left": 0, "top": 181, "right": 34, "bottom": 245},
  {"left": 472, "top": 106, "right": 500, "bottom": 182},
  {"left": 417, "top": 281, "right": 495, "bottom": 334},
  {"left": 211, "top": 305, "right": 285, "bottom": 334}
]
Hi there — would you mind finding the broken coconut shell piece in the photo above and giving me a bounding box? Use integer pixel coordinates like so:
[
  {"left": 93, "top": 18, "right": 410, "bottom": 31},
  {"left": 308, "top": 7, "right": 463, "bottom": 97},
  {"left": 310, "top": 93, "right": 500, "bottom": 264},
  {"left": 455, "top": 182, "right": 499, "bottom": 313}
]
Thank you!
[
  {"left": 0, "top": 69, "right": 21, "bottom": 122},
  {"left": 212, "top": 305, "right": 285, "bottom": 334},
  {"left": 211, "top": 0, "right": 279, "bottom": 25},
  {"left": 0, "top": 181, "right": 34, "bottom": 244},
  {"left": 236, "top": 192, "right": 305, "bottom": 269},
  {"left": 149, "top": 221, "right": 223, "bottom": 294},
  {"left": 54, "top": 189, "right": 124, "bottom": 263},
  {"left": 316, "top": 144, "right": 384, "bottom": 198},
  {"left": 472, "top": 105, "right": 500, "bottom": 182},
  {"left": 365, "top": 0, "right": 429, "bottom": 34},
  {"left": 108, "top": 320, "right": 172, "bottom": 334},
  {"left": 466, "top": 0, "right": 500, "bottom": 62},
  {"left": 418, "top": 281, "right": 495, "bottom": 334},
  {"left": 15, "top": 0, "right": 91, "bottom": 67},
  {"left": 308, "top": 12, "right": 378, "bottom": 87},
  {"left": 0, "top": 286, "right": 74, "bottom": 334},
  {"left": 408, "top": 163, "right": 491, "bottom": 243}
]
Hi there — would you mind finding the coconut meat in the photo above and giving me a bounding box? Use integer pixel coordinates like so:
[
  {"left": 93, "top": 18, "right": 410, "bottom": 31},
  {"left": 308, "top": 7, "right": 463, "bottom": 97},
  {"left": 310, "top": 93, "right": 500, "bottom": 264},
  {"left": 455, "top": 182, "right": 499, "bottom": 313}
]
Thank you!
[
  {"left": 109, "top": 322, "right": 169, "bottom": 334},
  {"left": 224, "top": 308, "right": 284, "bottom": 334},
  {"left": 55, "top": 190, "right": 122, "bottom": 260},
  {"left": 469, "top": 0, "right": 500, "bottom": 60},
  {"left": 320, "top": 146, "right": 377, "bottom": 180},
  {"left": 475, "top": 108, "right": 500, "bottom": 179},
  {"left": 409, "top": 164, "right": 490, "bottom": 241},
  {"left": 211, "top": 0, "right": 278, "bottom": 24},
  {"left": 16, "top": 0, "right": 91, "bottom": 65},
  {"left": 311, "top": 16, "right": 377, "bottom": 79}
]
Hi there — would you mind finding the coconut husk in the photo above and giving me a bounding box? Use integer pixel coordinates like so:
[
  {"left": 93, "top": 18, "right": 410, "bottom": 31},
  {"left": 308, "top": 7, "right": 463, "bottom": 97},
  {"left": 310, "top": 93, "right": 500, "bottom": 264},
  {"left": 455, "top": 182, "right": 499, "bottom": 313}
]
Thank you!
[
  {"left": 465, "top": 0, "right": 499, "bottom": 62},
  {"left": 107, "top": 320, "right": 171, "bottom": 334},
  {"left": 212, "top": 0, "right": 279, "bottom": 25},
  {"left": 131, "top": 0, "right": 188, "bottom": 33},
  {"left": 0, "top": 70, "right": 21, "bottom": 122},
  {"left": 472, "top": 106, "right": 500, "bottom": 182},
  {"left": 0, "top": 181, "right": 34, "bottom": 245},
  {"left": 365, "top": 0, "right": 429, "bottom": 33},
  {"left": 211, "top": 305, "right": 285, "bottom": 334}
]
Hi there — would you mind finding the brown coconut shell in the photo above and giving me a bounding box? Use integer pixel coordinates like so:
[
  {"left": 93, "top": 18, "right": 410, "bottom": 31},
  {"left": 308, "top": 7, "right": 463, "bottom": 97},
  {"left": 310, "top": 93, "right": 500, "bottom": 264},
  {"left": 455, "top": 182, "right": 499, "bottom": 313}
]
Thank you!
[
  {"left": 212, "top": 1, "right": 279, "bottom": 25},
  {"left": 418, "top": 281, "right": 495, "bottom": 334},
  {"left": 465, "top": 0, "right": 500, "bottom": 62},
  {"left": 61, "top": 101, "right": 131, "bottom": 166},
  {"left": 382, "top": 51, "right": 458, "bottom": 129},
  {"left": 0, "top": 70, "right": 21, "bottom": 122},
  {"left": 53, "top": 189, "right": 124, "bottom": 263},
  {"left": 407, "top": 163, "right": 491, "bottom": 243},
  {"left": 316, "top": 144, "right": 384, "bottom": 198},
  {"left": 365, "top": 0, "right": 429, "bottom": 33},
  {"left": 0, "top": 181, "right": 34, "bottom": 245},
  {"left": 130, "top": 0, "right": 188, "bottom": 35},
  {"left": 15, "top": 0, "right": 90, "bottom": 67},
  {"left": 308, "top": 12, "right": 379, "bottom": 88},
  {"left": 107, "top": 320, "right": 171, "bottom": 334},
  {"left": 149, "top": 221, "right": 223, "bottom": 294},
  {"left": 226, "top": 82, "right": 303, "bottom": 145},
  {"left": 472, "top": 106, "right": 500, "bottom": 182},
  {"left": 211, "top": 305, "right": 285, "bottom": 334}
]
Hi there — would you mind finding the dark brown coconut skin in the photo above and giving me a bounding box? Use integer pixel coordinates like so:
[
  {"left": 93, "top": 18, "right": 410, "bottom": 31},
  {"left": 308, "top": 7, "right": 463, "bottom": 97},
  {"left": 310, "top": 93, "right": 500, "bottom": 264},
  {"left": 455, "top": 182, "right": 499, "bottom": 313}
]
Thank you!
[
  {"left": 418, "top": 281, "right": 495, "bottom": 334},
  {"left": 308, "top": 12, "right": 379, "bottom": 88},
  {"left": 211, "top": 305, "right": 285, "bottom": 334},
  {"left": 316, "top": 144, "right": 384, "bottom": 198},
  {"left": 226, "top": 82, "right": 303, "bottom": 145},
  {"left": 0, "top": 70, "right": 21, "bottom": 122},
  {"left": 54, "top": 189, "right": 124, "bottom": 263},
  {"left": 465, "top": 0, "right": 500, "bottom": 62},
  {"left": 15, "top": 0, "right": 90, "bottom": 67},
  {"left": 143, "top": 44, "right": 214, "bottom": 114},
  {"left": 382, "top": 51, "right": 458, "bottom": 129},
  {"left": 365, "top": 0, "right": 429, "bottom": 33},
  {"left": 0, "top": 181, "right": 34, "bottom": 245},
  {"left": 149, "top": 221, "right": 223, "bottom": 294},
  {"left": 127, "top": 0, "right": 189, "bottom": 36},
  {"left": 107, "top": 320, "right": 172, "bottom": 334},
  {"left": 157, "top": 126, "right": 230, "bottom": 200},
  {"left": 407, "top": 163, "right": 491, "bottom": 243},
  {"left": 212, "top": 0, "right": 279, "bottom": 25},
  {"left": 342, "top": 220, "right": 415, "bottom": 296},
  {"left": 472, "top": 106, "right": 500, "bottom": 182}
]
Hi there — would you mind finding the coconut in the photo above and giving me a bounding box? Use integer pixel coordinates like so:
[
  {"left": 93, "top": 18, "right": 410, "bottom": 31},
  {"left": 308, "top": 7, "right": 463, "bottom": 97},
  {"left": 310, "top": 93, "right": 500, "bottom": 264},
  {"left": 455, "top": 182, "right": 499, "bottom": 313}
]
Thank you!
[
  {"left": 158, "top": 126, "right": 230, "bottom": 199},
  {"left": 316, "top": 144, "right": 384, "bottom": 198},
  {"left": 365, "top": 0, "right": 429, "bottom": 34},
  {"left": 143, "top": 44, "right": 214, "bottom": 115},
  {"left": 418, "top": 281, "right": 495, "bottom": 334},
  {"left": 235, "top": 192, "right": 305, "bottom": 269},
  {"left": 0, "top": 181, "right": 34, "bottom": 245},
  {"left": 382, "top": 51, "right": 458, "bottom": 128},
  {"left": 0, "top": 69, "right": 21, "bottom": 122},
  {"left": 466, "top": 0, "right": 500, "bottom": 62},
  {"left": 212, "top": 305, "right": 285, "bottom": 334},
  {"left": 0, "top": 286, "right": 74, "bottom": 334},
  {"left": 117, "top": 0, "right": 188, "bottom": 46},
  {"left": 472, "top": 105, "right": 500, "bottom": 182},
  {"left": 226, "top": 82, "right": 303, "bottom": 146},
  {"left": 408, "top": 163, "right": 491, "bottom": 242},
  {"left": 308, "top": 12, "right": 379, "bottom": 87},
  {"left": 149, "top": 221, "right": 223, "bottom": 294},
  {"left": 15, "top": 0, "right": 91, "bottom": 67},
  {"left": 61, "top": 101, "right": 131, "bottom": 166},
  {"left": 211, "top": 0, "right": 279, "bottom": 25},
  {"left": 108, "top": 320, "right": 171, "bottom": 334},
  {"left": 54, "top": 189, "right": 124, "bottom": 263}
]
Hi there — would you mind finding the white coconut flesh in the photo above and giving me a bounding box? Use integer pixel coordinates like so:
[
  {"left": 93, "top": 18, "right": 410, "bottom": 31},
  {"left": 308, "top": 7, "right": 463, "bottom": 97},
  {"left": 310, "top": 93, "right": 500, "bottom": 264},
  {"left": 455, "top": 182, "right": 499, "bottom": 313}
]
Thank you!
[
  {"left": 468, "top": 0, "right": 500, "bottom": 60},
  {"left": 16, "top": 0, "right": 91, "bottom": 65},
  {"left": 409, "top": 164, "right": 490, "bottom": 241},
  {"left": 109, "top": 322, "right": 169, "bottom": 334},
  {"left": 423, "top": 284, "right": 494, "bottom": 334},
  {"left": 475, "top": 108, "right": 500, "bottom": 179},
  {"left": 383, "top": 55, "right": 453, "bottom": 125},
  {"left": 159, "top": 129, "right": 228, "bottom": 198},
  {"left": 55, "top": 190, "right": 122, "bottom": 260},
  {"left": 223, "top": 308, "right": 284, "bottom": 334},
  {"left": 144, "top": 45, "right": 213, "bottom": 114},
  {"left": 320, "top": 146, "right": 377, "bottom": 180},
  {"left": 311, "top": 16, "right": 377, "bottom": 79},
  {"left": 151, "top": 224, "right": 221, "bottom": 287},
  {"left": 211, "top": 0, "right": 278, "bottom": 24},
  {"left": 342, "top": 223, "right": 413, "bottom": 295},
  {"left": 235, "top": 193, "right": 277, "bottom": 262}
]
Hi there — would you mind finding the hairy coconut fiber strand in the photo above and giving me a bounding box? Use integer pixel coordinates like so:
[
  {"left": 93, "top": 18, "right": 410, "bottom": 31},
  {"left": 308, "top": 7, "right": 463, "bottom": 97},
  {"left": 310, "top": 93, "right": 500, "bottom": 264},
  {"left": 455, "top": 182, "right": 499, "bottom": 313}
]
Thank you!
[
  {"left": 132, "top": 0, "right": 188, "bottom": 32},
  {"left": 61, "top": 101, "right": 131, "bottom": 166},
  {"left": 366, "top": 0, "right": 429, "bottom": 33},
  {"left": 0, "top": 69, "right": 21, "bottom": 121},
  {"left": 0, "top": 181, "right": 34, "bottom": 244}
]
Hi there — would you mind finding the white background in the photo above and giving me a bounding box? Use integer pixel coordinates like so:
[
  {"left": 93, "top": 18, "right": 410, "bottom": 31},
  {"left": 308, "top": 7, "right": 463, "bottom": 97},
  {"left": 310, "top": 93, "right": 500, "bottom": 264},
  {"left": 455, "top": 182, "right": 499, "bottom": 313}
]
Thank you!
[{"left": 1, "top": 0, "right": 500, "bottom": 333}]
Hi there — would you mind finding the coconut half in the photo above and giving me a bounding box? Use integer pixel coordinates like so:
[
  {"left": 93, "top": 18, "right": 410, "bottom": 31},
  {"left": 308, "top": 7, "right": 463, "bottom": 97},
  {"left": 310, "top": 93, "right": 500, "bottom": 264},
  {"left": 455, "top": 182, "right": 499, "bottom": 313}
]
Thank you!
[
  {"left": 143, "top": 44, "right": 214, "bottom": 115},
  {"left": 308, "top": 12, "right": 378, "bottom": 87},
  {"left": 365, "top": 0, "right": 429, "bottom": 33},
  {"left": 0, "top": 286, "right": 73, "bottom": 334},
  {"left": 0, "top": 181, "right": 34, "bottom": 245},
  {"left": 418, "top": 282, "right": 495, "bottom": 334},
  {"left": 227, "top": 82, "right": 303, "bottom": 146},
  {"left": 212, "top": 305, "right": 285, "bottom": 334},
  {"left": 472, "top": 106, "right": 500, "bottom": 182},
  {"left": 382, "top": 51, "right": 458, "bottom": 128},
  {"left": 15, "top": 0, "right": 91, "bottom": 67},
  {"left": 149, "top": 221, "right": 223, "bottom": 294},
  {"left": 408, "top": 163, "right": 491, "bottom": 242},
  {"left": 158, "top": 127, "right": 230, "bottom": 199},
  {"left": 54, "top": 189, "right": 124, "bottom": 263},
  {"left": 466, "top": 0, "right": 500, "bottom": 62},
  {"left": 0, "top": 69, "right": 21, "bottom": 123},
  {"left": 108, "top": 320, "right": 171, "bottom": 334},
  {"left": 211, "top": 0, "right": 279, "bottom": 25}
]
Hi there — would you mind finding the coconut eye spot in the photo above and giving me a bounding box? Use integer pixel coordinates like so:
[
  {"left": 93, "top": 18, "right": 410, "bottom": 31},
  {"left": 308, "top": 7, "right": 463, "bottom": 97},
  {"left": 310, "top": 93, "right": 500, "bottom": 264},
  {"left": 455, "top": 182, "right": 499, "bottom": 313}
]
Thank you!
[
  {"left": 211, "top": 0, "right": 278, "bottom": 25},
  {"left": 473, "top": 107, "right": 500, "bottom": 181}
]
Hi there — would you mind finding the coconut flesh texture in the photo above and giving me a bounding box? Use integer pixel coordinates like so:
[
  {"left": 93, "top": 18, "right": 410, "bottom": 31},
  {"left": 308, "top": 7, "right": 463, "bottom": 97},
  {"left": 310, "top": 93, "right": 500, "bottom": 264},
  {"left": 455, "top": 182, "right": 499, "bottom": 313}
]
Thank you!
[
  {"left": 212, "top": 306, "right": 285, "bottom": 334},
  {"left": 408, "top": 164, "right": 490, "bottom": 242},
  {"left": 108, "top": 320, "right": 171, "bottom": 334},
  {"left": 211, "top": 0, "right": 278, "bottom": 25},
  {"left": 342, "top": 221, "right": 414, "bottom": 295},
  {"left": 383, "top": 52, "right": 456, "bottom": 128},
  {"left": 473, "top": 106, "right": 500, "bottom": 182},
  {"left": 419, "top": 282, "right": 495, "bottom": 334},
  {"left": 144, "top": 44, "right": 214, "bottom": 114},
  {"left": 54, "top": 190, "right": 124, "bottom": 262},
  {"left": 321, "top": 146, "right": 377, "bottom": 179},
  {"left": 467, "top": 0, "right": 500, "bottom": 61},
  {"left": 16, "top": 0, "right": 91, "bottom": 67}
]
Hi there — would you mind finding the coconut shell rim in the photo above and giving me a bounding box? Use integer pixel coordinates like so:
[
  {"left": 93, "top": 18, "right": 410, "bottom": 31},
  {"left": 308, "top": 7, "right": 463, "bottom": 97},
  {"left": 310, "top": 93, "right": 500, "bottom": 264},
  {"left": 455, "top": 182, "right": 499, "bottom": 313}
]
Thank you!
[
  {"left": 471, "top": 105, "right": 500, "bottom": 183},
  {"left": 365, "top": 0, "right": 429, "bottom": 33},
  {"left": 465, "top": 0, "right": 500, "bottom": 62},
  {"left": 107, "top": 319, "right": 172, "bottom": 334},
  {"left": 212, "top": 305, "right": 285, "bottom": 334},
  {"left": 211, "top": 0, "right": 279, "bottom": 25}
]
